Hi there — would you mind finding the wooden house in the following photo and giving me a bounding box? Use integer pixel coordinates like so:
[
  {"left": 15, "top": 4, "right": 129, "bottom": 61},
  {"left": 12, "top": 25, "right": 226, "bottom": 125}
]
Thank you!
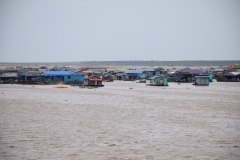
[
  {"left": 146, "top": 75, "right": 168, "bottom": 86},
  {"left": 194, "top": 76, "right": 209, "bottom": 86},
  {"left": 84, "top": 75, "right": 104, "bottom": 87},
  {"left": 174, "top": 69, "right": 206, "bottom": 82},
  {"left": 0, "top": 73, "right": 18, "bottom": 83},
  {"left": 115, "top": 73, "right": 126, "bottom": 80},
  {"left": 199, "top": 73, "right": 213, "bottom": 82},
  {"left": 103, "top": 75, "right": 114, "bottom": 82},
  {"left": 19, "top": 70, "right": 84, "bottom": 84},
  {"left": 43, "top": 71, "right": 84, "bottom": 84},
  {"left": 124, "top": 70, "right": 145, "bottom": 79},
  {"left": 216, "top": 72, "right": 240, "bottom": 82}
]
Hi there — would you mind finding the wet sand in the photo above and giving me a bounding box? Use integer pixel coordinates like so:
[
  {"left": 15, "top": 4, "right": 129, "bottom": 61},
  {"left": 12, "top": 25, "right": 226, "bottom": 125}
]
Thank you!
[{"left": 0, "top": 81, "right": 240, "bottom": 159}]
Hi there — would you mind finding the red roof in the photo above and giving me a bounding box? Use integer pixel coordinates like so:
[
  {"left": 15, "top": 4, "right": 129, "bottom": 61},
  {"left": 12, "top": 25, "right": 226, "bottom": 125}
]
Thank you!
[{"left": 85, "top": 75, "right": 102, "bottom": 81}]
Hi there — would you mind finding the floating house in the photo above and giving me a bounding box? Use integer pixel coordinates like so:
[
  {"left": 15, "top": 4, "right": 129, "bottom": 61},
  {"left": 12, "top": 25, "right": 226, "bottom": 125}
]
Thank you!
[
  {"left": 216, "top": 72, "right": 240, "bottom": 82},
  {"left": 134, "top": 68, "right": 163, "bottom": 80},
  {"left": 123, "top": 74, "right": 138, "bottom": 81},
  {"left": 19, "top": 71, "right": 43, "bottom": 83},
  {"left": 199, "top": 73, "right": 213, "bottom": 82},
  {"left": 144, "top": 68, "right": 155, "bottom": 79},
  {"left": 115, "top": 73, "right": 126, "bottom": 80},
  {"left": 208, "top": 67, "right": 224, "bottom": 73},
  {"left": 229, "top": 63, "right": 240, "bottom": 69},
  {"left": 124, "top": 70, "right": 145, "bottom": 79},
  {"left": 136, "top": 79, "right": 146, "bottom": 83},
  {"left": 145, "top": 68, "right": 161, "bottom": 79},
  {"left": 159, "top": 69, "right": 168, "bottom": 75},
  {"left": 19, "top": 70, "right": 84, "bottom": 84},
  {"left": 89, "top": 71, "right": 103, "bottom": 77},
  {"left": 174, "top": 69, "right": 206, "bottom": 82},
  {"left": 146, "top": 75, "right": 168, "bottom": 86},
  {"left": 5, "top": 67, "right": 17, "bottom": 72},
  {"left": 43, "top": 71, "right": 84, "bottom": 84},
  {"left": 155, "top": 67, "right": 165, "bottom": 75},
  {"left": 80, "top": 67, "right": 107, "bottom": 72},
  {"left": 49, "top": 66, "right": 71, "bottom": 71},
  {"left": 84, "top": 75, "right": 104, "bottom": 87},
  {"left": 38, "top": 66, "right": 49, "bottom": 72},
  {"left": 166, "top": 68, "right": 178, "bottom": 82},
  {"left": 155, "top": 70, "right": 161, "bottom": 76},
  {"left": 16, "top": 66, "right": 22, "bottom": 71},
  {"left": 0, "top": 73, "right": 18, "bottom": 83},
  {"left": 194, "top": 76, "right": 209, "bottom": 86},
  {"left": 103, "top": 74, "right": 114, "bottom": 82}
]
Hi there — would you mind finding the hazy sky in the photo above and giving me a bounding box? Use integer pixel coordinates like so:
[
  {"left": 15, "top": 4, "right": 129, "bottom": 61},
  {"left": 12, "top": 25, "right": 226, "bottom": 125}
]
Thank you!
[{"left": 0, "top": 0, "right": 240, "bottom": 62}]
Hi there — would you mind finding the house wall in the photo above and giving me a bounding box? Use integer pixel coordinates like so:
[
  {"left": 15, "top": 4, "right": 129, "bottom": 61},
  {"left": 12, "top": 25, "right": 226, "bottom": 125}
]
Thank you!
[
  {"left": 206, "top": 78, "right": 209, "bottom": 84},
  {"left": 137, "top": 73, "right": 141, "bottom": 78},
  {"left": 155, "top": 70, "right": 160, "bottom": 75},
  {"left": 26, "top": 76, "right": 36, "bottom": 81},
  {"left": 196, "top": 78, "right": 209, "bottom": 85},
  {"left": 64, "top": 75, "right": 84, "bottom": 82},
  {"left": 116, "top": 76, "right": 122, "bottom": 80},
  {"left": 52, "top": 76, "right": 64, "bottom": 81},
  {"left": 23, "top": 74, "right": 84, "bottom": 82},
  {"left": 156, "top": 78, "right": 164, "bottom": 85},
  {"left": 209, "top": 73, "right": 213, "bottom": 82},
  {"left": 124, "top": 71, "right": 143, "bottom": 78},
  {"left": 89, "top": 80, "right": 96, "bottom": 85},
  {"left": 164, "top": 79, "right": 168, "bottom": 86},
  {"left": 127, "top": 73, "right": 141, "bottom": 78},
  {"left": 84, "top": 79, "right": 89, "bottom": 85},
  {"left": 140, "top": 74, "right": 145, "bottom": 79},
  {"left": 85, "top": 79, "right": 102, "bottom": 86},
  {"left": 150, "top": 79, "right": 156, "bottom": 84},
  {"left": 178, "top": 74, "right": 192, "bottom": 81},
  {"left": 0, "top": 77, "right": 17, "bottom": 81},
  {"left": 151, "top": 78, "right": 168, "bottom": 86}
]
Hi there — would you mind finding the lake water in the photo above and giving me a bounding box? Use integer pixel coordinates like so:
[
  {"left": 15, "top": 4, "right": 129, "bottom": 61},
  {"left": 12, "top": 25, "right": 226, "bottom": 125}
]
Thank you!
[{"left": 0, "top": 81, "right": 240, "bottom": 159}]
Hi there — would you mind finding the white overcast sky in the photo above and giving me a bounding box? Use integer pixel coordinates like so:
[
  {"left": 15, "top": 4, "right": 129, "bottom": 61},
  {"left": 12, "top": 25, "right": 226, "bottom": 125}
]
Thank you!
[{"left": 0, "top": 0, "right": 240, "bottom": 62}]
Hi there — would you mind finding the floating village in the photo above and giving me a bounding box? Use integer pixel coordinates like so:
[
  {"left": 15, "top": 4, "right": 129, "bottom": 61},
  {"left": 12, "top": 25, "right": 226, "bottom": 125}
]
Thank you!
[{"left": 0, "top": 63, "right": 240, "bottom": 87}]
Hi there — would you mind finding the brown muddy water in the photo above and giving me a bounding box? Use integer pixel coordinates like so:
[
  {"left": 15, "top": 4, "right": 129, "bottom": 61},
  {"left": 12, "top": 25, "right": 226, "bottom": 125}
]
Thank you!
[{"left": 0, "top": 81, "right": 240, "bottom": 160}]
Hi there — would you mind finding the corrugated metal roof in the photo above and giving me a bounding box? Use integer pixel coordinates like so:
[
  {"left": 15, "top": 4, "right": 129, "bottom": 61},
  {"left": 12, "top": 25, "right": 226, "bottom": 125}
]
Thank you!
[
  {"left": 43, "top": 70, "right": 79, "bottom": 76},
  {"left": 0, "top": 73, "right": 18, "bottom": 77},
  {"left": 85, "top": 75, "right": 102, "bottom": 81},
  {"left": 179, "top": 69, "right": 205, "bottom": 74},
  {"left": 168, "top": 71, "right": 176, "bottom": 74},
  {"left": 20, "top": 71, "right": 43, "bottom": 76},
  {"left": 230, "top": 72, "right": 240, "bottom": 76}
]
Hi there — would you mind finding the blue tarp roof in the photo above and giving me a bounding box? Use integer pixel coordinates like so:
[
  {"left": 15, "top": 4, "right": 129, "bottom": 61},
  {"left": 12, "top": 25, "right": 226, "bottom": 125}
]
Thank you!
[
  {"left": 43, "top": 70, "right": 79, "bottom": 76},
  {"left": 124, "top": 70, "right": 144, "bottom": 74}
]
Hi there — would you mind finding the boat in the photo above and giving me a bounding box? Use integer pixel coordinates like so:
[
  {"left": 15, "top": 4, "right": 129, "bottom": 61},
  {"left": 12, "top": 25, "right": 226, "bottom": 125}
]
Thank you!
[{"left": 136, "top": 79, "right": 146, "bottom": 83}]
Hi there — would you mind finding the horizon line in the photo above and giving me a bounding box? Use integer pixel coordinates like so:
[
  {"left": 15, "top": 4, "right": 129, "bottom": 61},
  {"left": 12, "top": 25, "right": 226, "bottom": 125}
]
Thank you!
[{"left": 1, "top": 60, "right": 240, "bottom": 63}]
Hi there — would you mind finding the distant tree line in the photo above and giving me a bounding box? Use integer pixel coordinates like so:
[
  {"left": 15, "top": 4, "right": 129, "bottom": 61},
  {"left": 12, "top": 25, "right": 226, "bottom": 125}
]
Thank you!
[
  {"left": 79, "top": 60, "right": 240, "bottom": 66},
  {"left": 1, "top": 60, "right": 240, "bottom": 66}
]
